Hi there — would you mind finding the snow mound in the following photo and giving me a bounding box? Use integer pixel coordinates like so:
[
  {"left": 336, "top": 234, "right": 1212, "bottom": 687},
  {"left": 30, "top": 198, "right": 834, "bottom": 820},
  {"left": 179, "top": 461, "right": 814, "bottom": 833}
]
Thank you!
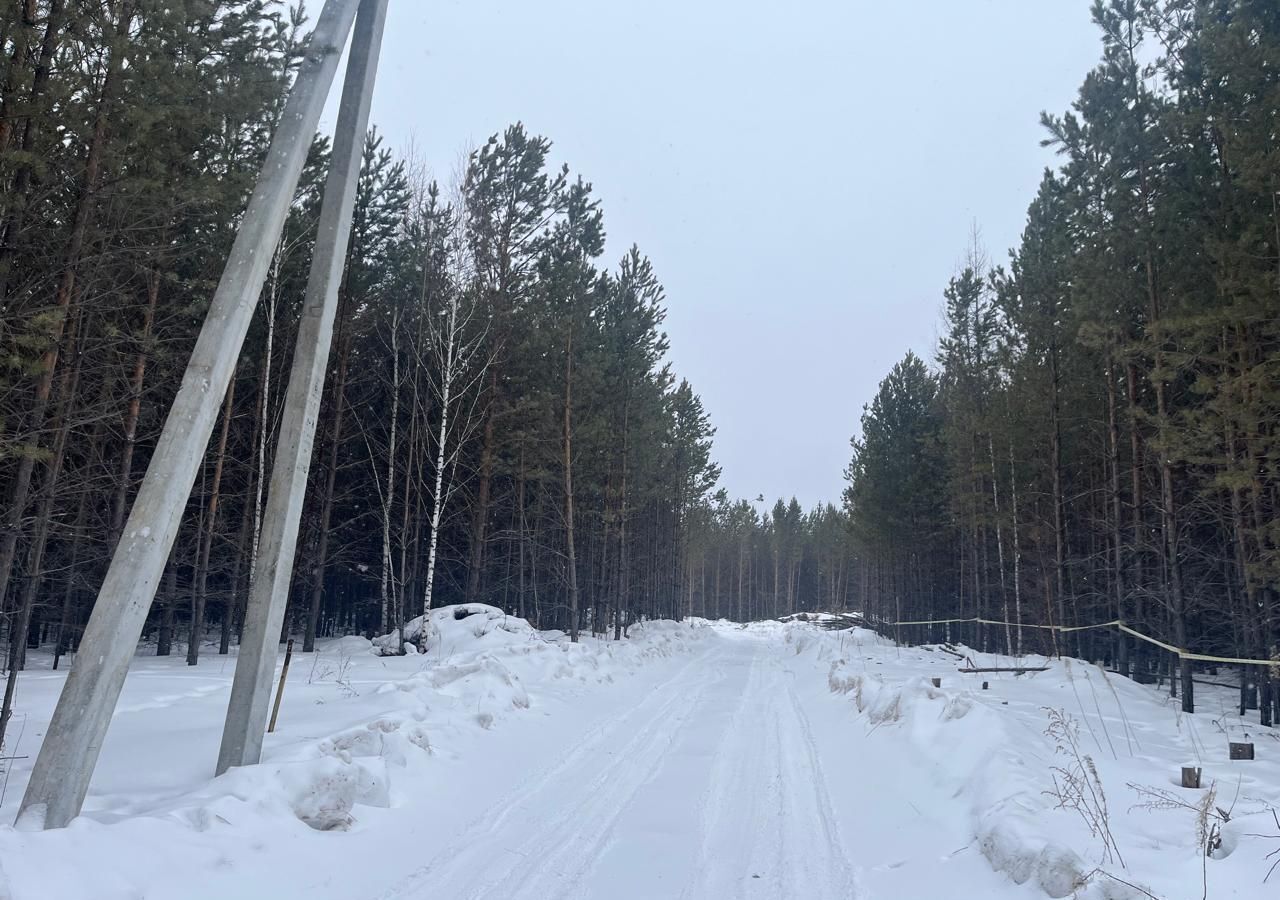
[
  {"left": 325, "top": 634, "right": 373, "bottom": 656},
  {"left": 817, "top": 635, "right": 1152, "bottom": 900},
  {"left": 783, "top": 619, "right": 881, "bottom": 659},
  {"left": 372, "top": 603, "right": 534, "bottom": 656}
]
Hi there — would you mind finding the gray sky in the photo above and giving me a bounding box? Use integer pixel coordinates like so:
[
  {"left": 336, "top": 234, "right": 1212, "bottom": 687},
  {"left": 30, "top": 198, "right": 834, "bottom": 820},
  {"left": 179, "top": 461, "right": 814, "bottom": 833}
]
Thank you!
[{"left": 334, "top": 0, "right": 1102, "bottom": 510}]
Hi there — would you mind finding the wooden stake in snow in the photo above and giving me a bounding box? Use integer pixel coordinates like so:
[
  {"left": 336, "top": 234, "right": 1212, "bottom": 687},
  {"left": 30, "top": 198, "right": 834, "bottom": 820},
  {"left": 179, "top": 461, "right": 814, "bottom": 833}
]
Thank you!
[
  {"left": 267, "top": 640, "right": 294, "bottom": 734},
  {"left": 1229, "top": 742, "right": 1255, "bottom": 761}
]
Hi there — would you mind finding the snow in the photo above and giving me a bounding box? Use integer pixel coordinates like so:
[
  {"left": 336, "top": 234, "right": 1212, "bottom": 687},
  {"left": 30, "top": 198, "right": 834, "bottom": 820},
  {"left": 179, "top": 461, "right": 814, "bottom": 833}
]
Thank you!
[
  {"left": 0, "top": 612, "right": 1277, "bottom": 899},
  {"left": 370, "top": 602, "right": 534, "bottom": 656},
  {"left": 811, "top": 623, "right": 1280, "bottom": 899}
]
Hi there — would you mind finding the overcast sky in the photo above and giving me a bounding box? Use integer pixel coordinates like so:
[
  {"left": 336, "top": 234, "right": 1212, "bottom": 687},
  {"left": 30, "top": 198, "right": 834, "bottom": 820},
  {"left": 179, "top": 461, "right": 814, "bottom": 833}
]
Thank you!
[{"left": 328, "top": 0, "right": 1103, "bottom": 511}]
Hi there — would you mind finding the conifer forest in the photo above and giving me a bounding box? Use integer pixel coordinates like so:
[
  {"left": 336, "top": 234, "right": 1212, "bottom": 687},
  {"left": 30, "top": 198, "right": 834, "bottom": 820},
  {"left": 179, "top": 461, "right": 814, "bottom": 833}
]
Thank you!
[
  {"left": 1, "top": 5, "right": 1280, "bottom": 896},
  {"left": 0, "top": 1, "right": 853, "bottom": 689},
  {"left": 2, "top": 0, "right": 1280, "bottom": 726},
  {"left": 845, "top": 1, "right": 1280, "bottom": 718}
]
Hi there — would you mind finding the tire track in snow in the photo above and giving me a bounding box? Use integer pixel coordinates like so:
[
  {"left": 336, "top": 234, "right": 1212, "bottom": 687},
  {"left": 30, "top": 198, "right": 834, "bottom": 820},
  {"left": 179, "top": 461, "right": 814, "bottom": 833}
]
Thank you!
[
  {"left": 375, "top": 637, "right": 860, "bottom": 900},
  {"left": 780, "top": 664, "right": 859, "bottom": 898},
  {"left": 492, "top": 651, "right": 734, "bottom": 900},
  {"left": 682, "top": 641, "right": 788, "bottom": 900},
  {"left": 372, "top": 645, "right": 727, "bottom": 900},
  {"left": 449, "top": 647, "right": 730, "bottom": 900},
  {"left": 685, "top": 645, "right": 859, "bottom": 900},
  {"left": 761, "top": 674, "right": 793, "bottom": 899}
]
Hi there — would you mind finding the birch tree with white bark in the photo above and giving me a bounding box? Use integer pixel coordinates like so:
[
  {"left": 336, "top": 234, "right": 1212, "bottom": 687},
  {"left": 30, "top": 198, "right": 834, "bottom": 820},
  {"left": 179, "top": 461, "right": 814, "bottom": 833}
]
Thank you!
[
  {"left": 377, "top": 171, "right": 492, "bottom": 652},
  {"left": 417, "top": 229, "right": 491, "bottom": 621}
]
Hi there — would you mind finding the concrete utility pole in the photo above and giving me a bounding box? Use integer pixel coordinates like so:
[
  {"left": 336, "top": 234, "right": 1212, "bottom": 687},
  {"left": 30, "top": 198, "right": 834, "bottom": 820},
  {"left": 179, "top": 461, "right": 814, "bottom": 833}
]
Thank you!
[
  {"left": 217, "top": 0, "right": 389, "bottom": 776},
  {"left": 18, "top": 0, "right": 364, "bottom": 830}
]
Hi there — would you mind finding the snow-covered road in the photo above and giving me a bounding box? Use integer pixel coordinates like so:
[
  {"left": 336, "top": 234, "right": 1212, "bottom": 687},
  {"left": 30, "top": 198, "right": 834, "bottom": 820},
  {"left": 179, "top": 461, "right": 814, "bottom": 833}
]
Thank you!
[
  {"left": 378, "top": 637, "right": 858, "bottom": 900},
  {"left": 361, "top": 629, "right": 1009, "bottom": 900},
  {"left": 5, "top": 614, "right": 1276, "bottom": 899},
  {"left": 1, "top": 621, "right": 1014, "bottom": 900}
]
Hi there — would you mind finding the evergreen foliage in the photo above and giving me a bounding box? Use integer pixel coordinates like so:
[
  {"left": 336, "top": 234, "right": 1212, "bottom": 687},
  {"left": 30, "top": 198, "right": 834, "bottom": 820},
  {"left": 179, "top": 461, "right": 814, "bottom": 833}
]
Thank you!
[{"left": 844, "top": 0, "right": 1280, "bottom": 717}]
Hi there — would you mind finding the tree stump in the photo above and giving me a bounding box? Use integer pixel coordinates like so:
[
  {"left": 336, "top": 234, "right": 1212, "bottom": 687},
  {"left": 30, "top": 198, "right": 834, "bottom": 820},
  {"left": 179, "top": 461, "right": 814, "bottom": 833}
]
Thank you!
[
  {"left": 1181, "top": 766, "right": 1201, "bottom": 788},
  {"left": 1229, "top": 741, "right": 1255, "bottom": 760},
  {"left": 931, "top": 677, "right": 941, "bottom": 688},
  {"left": 982, "top": 681, "right": 989, "bottom": 690}
]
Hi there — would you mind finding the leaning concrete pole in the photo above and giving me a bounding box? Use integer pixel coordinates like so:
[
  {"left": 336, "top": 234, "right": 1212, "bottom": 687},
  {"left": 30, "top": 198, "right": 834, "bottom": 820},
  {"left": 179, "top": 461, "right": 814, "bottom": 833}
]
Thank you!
[
  {"left": 17, "top": 0, "right": 363, "bottom": 830},
  {"left": 216, "top": 0, "right": 390, "bottom": 776}
]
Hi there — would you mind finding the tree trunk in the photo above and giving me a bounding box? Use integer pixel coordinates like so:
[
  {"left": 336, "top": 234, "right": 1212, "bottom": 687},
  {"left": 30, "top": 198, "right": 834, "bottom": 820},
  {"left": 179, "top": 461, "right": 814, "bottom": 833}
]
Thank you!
[
  {"left": 1146, "top": 241, "right": 1192, "bottom": 710},
  {"left": 517, "top": 447, "right": 527, "bottom": 621},
  {"left": 0, "top": 1, "right": 37, "bottom": 158},
  {"left": 222, "top": 488, "right": 254, "bottom": 655},
  {"left": 988, "top": 434, "right": 1011, "bottom": 656},
  {"left": 109, "top": 269, "right": 162, "bottom": 550},
  {"left": 615, "top": 406, "right": 630, "bottom": 641},
  {"left": 1106, "top": 357, "right": 1128, "bottom": 677},
  {"left": 304, "top": 329, "right": 350, "bottom": 652},
  {"left": 1049, "top": 341, "right": 1066, "bottom": 658},
  {"left": 1126, "top": 363, "right": 1146, "bottom": 676},
  {"left": 465, "top": 369, "right": 498, "bottom": 604},
  {"left": 156, "top": 565, "right": 177, "bottom": 657},
  {"left": 51, "top": 490, "right": 88, "bottom": 670},
  {"left": 563, "top": 326, "right": 580, "bottom": 642},
  {"left": 188, "top": 376, "right": 236, "bottom": 665},
  {"left": 420, "top": 288, "right": 466, "bottom": 620},
  {"left": 380, "top": 312, "right": 400, "bottom": 636},
  {"left": 1008, "top": 442, "right": 1024, "bottom": 657},
  {"left": 0, "top": 310, "right": 80, "bottom": 753}
]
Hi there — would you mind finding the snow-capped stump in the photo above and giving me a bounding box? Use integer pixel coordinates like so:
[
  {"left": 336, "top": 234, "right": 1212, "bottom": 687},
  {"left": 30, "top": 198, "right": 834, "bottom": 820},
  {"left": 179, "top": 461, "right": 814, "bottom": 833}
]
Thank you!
[
  {"left": 1181, "top": 766, "right": 1202, "bottom": 788},
  {"left": 1228, "top": 741, "right": 1254, "bottom": 760}
]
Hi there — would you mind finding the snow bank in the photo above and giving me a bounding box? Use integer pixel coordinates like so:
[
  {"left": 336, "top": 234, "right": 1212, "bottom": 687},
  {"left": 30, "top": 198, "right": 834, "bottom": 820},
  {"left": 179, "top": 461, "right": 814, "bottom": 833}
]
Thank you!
[
  {"left": 817, "top": 633, "right": 1140, "bottom": 898},
  {"left": 264, "top": 614, "right": 711, "bottom": 828},
  {"left": 846, "top": 676, "right": 1098, "bottom": 896}
]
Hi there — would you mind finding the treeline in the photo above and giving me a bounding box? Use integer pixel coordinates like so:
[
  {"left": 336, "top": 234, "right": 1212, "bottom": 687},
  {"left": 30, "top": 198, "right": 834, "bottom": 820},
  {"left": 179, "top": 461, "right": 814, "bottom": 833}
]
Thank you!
[
  {"left": 844, "top": 0, "right": 1280, "bottom": 718},
  {"left": 686, "top": 497, "right": 855, "bottom": 623},
  {"left": 0, "top": 0, "right": 738, "bottom": 702}
]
